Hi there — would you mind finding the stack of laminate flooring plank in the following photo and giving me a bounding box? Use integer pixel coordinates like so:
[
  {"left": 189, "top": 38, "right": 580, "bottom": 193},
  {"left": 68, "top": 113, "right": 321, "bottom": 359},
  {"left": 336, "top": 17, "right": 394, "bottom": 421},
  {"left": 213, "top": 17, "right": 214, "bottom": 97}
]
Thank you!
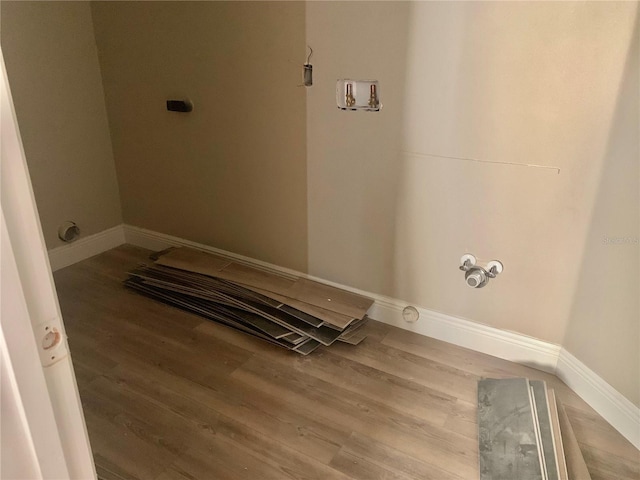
[
  {"left": 124, "top": 247, "right": 374, "bottom": 355},
  {"left": 478, "top": 378, "right": 592, "bottom": 480}
]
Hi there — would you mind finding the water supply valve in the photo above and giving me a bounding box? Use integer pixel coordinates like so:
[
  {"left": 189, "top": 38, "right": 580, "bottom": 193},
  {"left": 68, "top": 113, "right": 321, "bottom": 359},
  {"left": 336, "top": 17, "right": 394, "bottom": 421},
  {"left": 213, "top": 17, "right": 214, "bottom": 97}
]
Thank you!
[{"left": 459, "top": 254, "right": 503, "bottom": 288}]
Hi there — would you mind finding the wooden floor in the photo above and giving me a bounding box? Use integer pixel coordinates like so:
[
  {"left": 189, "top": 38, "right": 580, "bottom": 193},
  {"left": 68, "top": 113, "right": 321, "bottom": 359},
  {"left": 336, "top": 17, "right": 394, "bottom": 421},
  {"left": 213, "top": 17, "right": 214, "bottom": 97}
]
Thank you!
[{"left": 54, "top": 245, "right": 639, "bottom": 480}]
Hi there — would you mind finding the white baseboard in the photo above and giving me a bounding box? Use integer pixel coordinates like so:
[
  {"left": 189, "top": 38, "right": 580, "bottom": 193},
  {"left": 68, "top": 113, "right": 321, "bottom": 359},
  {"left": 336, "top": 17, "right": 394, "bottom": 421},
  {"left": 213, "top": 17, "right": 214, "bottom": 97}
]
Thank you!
[
  {"left": 122, "top": 224, "right": 182, "bottom": 254},
  {"left": 48, "top": 225, "right": 125, "bottom": 271},
  {"left": 556, "top": 349, "right": 640, "bottom": 449},
  {"left": 106, "top": 224, "right": 640, "bottom": 448},
  {"left": 368, "top": 297, "right": 562, "bottom": 374}
]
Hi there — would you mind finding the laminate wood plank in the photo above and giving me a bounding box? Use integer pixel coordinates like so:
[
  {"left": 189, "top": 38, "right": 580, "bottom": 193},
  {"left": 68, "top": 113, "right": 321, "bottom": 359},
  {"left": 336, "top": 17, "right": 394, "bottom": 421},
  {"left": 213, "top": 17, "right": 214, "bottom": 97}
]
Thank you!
[
  {"left": 531, "top": 380, "right": 561, "bottom": 480},
  {"left": 343, "top": 317, "right": 392, "bottom": 344},
  {"left": 68, "top": 338, "right": 119, "bottom": 386},
  {"left": 249, "top": 287, "right": 355, "bottom": 329},
  {"left": 144, "top": 270, "right": 324, "bottom": 329},
  {"left": 548, "top": 389, "right": 569, "bottom": 480},
  {"left": 245, "top": 346, "right": 456, "bottom": 425},
  {"left": 279, "top": 304, "right": 326, "bottom": 328},
  {"left": 232, "top": 354, "right": 448, "bottom": 437},
  {"left": 336, "top": 431, "right": 467, "bottom": 480},
  {"left": 578, "top": 444, "right": 640, "bottom": 480},
  {"left": 193, "top": 315, "right": 296, "bottom": 357},
  {"left": 81, "top": 399, "right": 178, "bottom": 480},
  {"left": 125, "top": 281, "right": 295, "bottom": 349},
  {"left": 95, "top": 453, "right": 140, "bottom": 480},
  {"left": 282, "top": 331, "right": 306, "bottom": 345},
  {"left": 179, "top": 378, "right": 350, "bottom": 465},
  {"left": 156, "top": 247, "right": 297, "bottom": 295},
  {"left": 67, "top": 303, "right": 252, "bottom": 386},
  {"left": 228, "top": 306, "right": 294, "bottom": 339},
  {"left": 478, "top": 378, "right": 543, "bottom": 480},
  {"left": 222, "top": 282, "right": 352, "bottom": 329},
  {"left": 126, "top": 273, "right": 231, "bottom": 301},
  {"left": 129, "top": 273, "right": 342, "bottom": 346},
  {"left": 230, "top": 357, "right": 479, "bottom": 478},
  {"left": 221, "top": 330, "right": 462, "bottom": 427},
  {"left": 337, "top": 316, "right": 368, "bottom": 339},
  {"left": 329, "top": 339, "right": 479, "bottom": 400},
  {"left": 146, "top": 267, "right": 282, "bottom": 311},
  {"left": 58, "top": 268, "right": 205, "bottom": 339},
  {"left": 65, "top": 306, "right": 213, "bottom": 371},
  {"left": 153, "top": 468, "right": 193, "bottom": 480},
  {"left": 336, "top": 320, "right": 369, "bottom": 344},
  {"left": 95, "top": 360, "right": 221, "bottom": 438},
  {"left": 84, "top": 378, "right": 195, "bottom": 456},
  {"left": 96, "top": 344, "right": 350, "bottom": 465},
  {"left": 329, "top": 449, "right": 416, "bottom": 480},
  {"left": 213, "top": 415, "right": 354, "bottom": 480},
  {"left": 343, "top": 426, "right": 477, "bottom": 478},
  {"left": 219, "top": 261, "right": 298, "bottom": 294},
  {"left": 156, "top": 439, "right": 288, "bottom": 480},
  {"left": 443, "top": 399, "right": 478, "bottom": 440},
  {"left": 156, "top": 247, "right": 372, "bottom": 323},
  {"left": 336, "top": 332, "right": 367, "bottom": 345},
  {"left": 285, "top": 277, "right": 373, "bottom": 320},
  {"left": 97, "top": 305, "right": 248, "bottom": 374},
  {"left": 562, "top": 404, "right": 639, "bottom": 463},
  {"left": 111, "top": 331, "right": 247, "bottom": 382},
  {"left": 132, "top": 266, "right": 250, "bottom": 298},
  {"left": 154, "top": 247, "right": 233, "bottom": 277},
  {"left": 558, "top": 402, "right": 592, "bottom": 479},
  {"left": 233, "top": 300, "right": 342, "bottom": 346},
  {"left": 293, "top": 338, "right": 322, "bottom": 355},
  {"left": 129, "top": 279, "right": 293, "bottom": 339},
  {"left": 72, "top": 359, "right": 107, "bottom": 390},
  {"left": 64, "top": 298, "right": 203, "bottom": 364},
  {"left": 214, "top": 279, "right": 283, "bottom": 308}
]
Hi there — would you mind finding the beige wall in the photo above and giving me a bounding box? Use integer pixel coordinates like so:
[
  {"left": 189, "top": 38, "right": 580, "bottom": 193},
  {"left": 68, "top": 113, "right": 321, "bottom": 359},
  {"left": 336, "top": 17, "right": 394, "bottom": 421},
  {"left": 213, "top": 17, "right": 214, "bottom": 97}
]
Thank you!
[
  {"left": 1, "top": 1, "right": 122, "bottom": 249},
  {"left": 91, "top": 1, "right": 308, "bottom": 272},
  {"left": 307, "top": 2, "right": 637, "bottom": 344},
  {"left": 564, "top": 16, "right": 639, "bottom": 407},
  {"left": 306, "top": 1, "right": 410, "bottom": 297}
]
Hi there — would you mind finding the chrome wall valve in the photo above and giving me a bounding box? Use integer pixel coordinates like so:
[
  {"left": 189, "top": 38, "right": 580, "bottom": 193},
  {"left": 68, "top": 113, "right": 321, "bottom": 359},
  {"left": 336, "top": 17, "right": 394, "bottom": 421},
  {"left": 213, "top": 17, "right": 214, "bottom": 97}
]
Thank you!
[{"left": 460, "top": 254, "right": 503, "bottom": 288}]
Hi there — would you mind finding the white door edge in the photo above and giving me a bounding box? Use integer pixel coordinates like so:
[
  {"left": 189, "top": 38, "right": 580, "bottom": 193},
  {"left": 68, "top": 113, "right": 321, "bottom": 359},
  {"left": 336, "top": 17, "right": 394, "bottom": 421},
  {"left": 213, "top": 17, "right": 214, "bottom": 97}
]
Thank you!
[{"left": 1, "top": 47, "right": 96, "bottom": 479}]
